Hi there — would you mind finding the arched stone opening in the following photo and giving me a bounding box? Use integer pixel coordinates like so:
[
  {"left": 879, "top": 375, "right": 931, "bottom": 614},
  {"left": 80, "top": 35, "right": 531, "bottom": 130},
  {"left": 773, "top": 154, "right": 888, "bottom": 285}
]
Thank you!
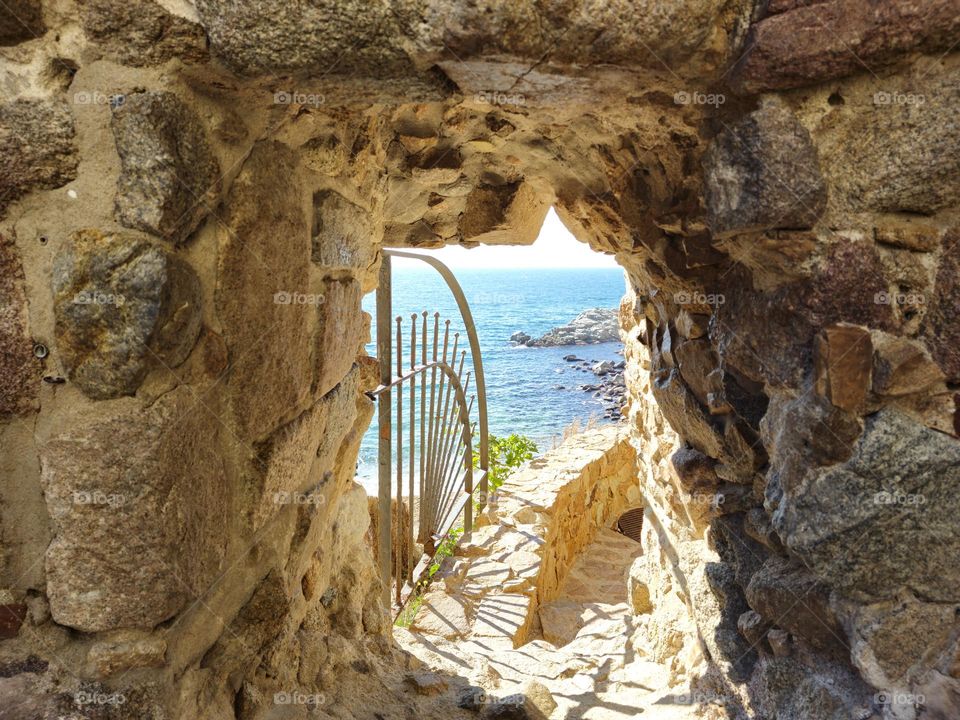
[{"left": 0, "top": 2, "right": 958, "bottom": 719}]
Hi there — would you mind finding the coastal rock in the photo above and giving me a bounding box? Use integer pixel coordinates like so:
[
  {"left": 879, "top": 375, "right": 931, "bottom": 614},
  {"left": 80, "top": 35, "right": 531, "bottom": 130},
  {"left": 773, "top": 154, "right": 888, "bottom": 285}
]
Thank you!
[{"left": 520, "top": 308, "right": 619, "bottom": 347}]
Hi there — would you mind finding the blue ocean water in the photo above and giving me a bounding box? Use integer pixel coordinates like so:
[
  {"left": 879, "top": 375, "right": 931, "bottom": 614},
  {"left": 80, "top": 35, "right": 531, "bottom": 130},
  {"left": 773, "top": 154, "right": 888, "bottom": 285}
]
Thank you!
[{"left": 356, "top": 266, "right": 627, "bottom": 492}]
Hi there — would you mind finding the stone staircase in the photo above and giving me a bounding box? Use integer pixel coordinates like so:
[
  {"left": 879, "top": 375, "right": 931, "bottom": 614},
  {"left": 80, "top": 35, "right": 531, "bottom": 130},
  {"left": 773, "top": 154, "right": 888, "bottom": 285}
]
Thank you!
[{"left": 394, "top": 428, "right": 711, "bottom": 719}]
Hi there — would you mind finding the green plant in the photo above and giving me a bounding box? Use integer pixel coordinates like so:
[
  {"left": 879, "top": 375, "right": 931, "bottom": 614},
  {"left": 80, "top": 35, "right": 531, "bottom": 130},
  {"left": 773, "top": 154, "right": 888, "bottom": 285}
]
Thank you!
[{"left": 475, "top": 433, "right": 538, "bottom": 494}]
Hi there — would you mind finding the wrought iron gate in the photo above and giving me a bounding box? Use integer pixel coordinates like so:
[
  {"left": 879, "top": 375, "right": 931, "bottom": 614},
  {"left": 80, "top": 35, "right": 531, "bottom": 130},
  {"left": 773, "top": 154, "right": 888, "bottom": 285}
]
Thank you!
[{"left": 367, "top": 250, "right": 489, "bottom": 611}]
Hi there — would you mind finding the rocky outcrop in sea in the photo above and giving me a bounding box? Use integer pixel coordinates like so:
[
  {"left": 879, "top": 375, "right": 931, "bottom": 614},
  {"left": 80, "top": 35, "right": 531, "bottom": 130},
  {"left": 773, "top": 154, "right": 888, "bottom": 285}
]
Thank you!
[{"left": 512, "top": 308, "right": 619, "bottom": 347}]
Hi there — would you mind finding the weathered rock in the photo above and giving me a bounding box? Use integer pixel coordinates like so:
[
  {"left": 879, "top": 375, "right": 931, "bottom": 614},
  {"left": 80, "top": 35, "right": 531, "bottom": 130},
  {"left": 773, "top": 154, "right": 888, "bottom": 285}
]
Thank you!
[
  {"left": 111, "top": 91, "right": 221, "bottom": 243},
  {"left": 0, "top": 234, "right": 38, "bottom": 416},
  {"left": 814, "top": 324, "right": 872, "bottom": 413},
  {"left": 0, "top": 100, "right": 77, "bottom": 215},
  {"left": 743, "top": 507, "right": 784, "bottom": 553},
  {"left": 404, "top": 670, "right": 448, "bottom": 696},
  {"left": 675, "top": 337, "right": 724, "bottom": 411},
  {"left": 87, "top": 633, "right": 167, "bottom": 677},
  {"left": 40, "top": 387, "right": 228, "bottom": 631},
  {"left": 846, "top": 593, "right": 959, "bottom": 688},
  {"left": 194, "top": 0, "right": 413, "bottom": 75},
  {"left": 248, "top": 368, "right": 358, "bottom": 531},
  {"left": 215, "top": 141, "right": 313, "bottom": 441},
  {"left": 201, "top": 569, "right": 290, "bottom": 678},
  {"left": 80, "top": 0, "right": 209, "bottom": 66},
  {"left": 0, "top": 1, "right": 44, "bottom": 45},
  {"left": 460, "top": 181, "right": 547, "bottom": 245},
  {"left": 871, "top": 332, "right": 944, "bottom": 397},
  {"left": 770, "top": 407, "right": 960, "bottom": 603},
  {"left": 52, "top": 229, "right": 203, "bottom": 400},
  {"left": 702, "top": 100, "right": 826, "bottom": 237},
  {"left": 671, "top": 446, "right": 718, "bottom": 492},
  {"left": 926, "top": 235, "right": 960, "bottom": 382},
  {"left": 766, "top": 629, "right": 791, "bottom": 658},
  {"left": 731, "top": 0, "right": 960, "bottom": 93},
  {"left": 312, "top": 190, "right": 378, "bottom": 290},
  {"left": 745, "top": 556, "right": 845, "bottom": 657},
  {"left": 521, "top": 679, "right": 556, "bottom": 718},
  {"left": 738, "top": 609, "right": 772, "bottom": 650},
  {"left": 821, "top": 68, "right": 960, "bottom": 215},
  {"left": 312, "top": 278, "right": 363, "bottom": 399}
]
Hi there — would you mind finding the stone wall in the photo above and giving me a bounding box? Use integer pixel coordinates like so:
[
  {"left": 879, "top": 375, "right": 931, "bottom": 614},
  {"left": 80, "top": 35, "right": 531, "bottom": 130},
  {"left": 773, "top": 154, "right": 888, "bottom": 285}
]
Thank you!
[{"left": 0, "top": 1, "right": 958, "bottom": 719}]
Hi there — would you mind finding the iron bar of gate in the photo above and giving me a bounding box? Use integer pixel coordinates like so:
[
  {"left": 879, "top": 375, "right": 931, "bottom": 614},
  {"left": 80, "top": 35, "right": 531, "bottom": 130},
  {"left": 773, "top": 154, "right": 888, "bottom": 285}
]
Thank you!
[
  {"left": 369, "top": 250, "right": 490, "bottom": 613},
  {"left": 376, "top": 257, "right": 392, "bottom": 608}
]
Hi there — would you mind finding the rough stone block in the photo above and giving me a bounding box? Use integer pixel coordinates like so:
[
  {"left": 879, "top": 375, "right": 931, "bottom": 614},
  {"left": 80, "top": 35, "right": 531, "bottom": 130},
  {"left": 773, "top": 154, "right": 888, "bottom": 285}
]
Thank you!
[
  {"left": 194, "top": 0, "right": 412, "bottom": 75},
  {"left": 770, "top": 407, "right": 960, "bottom": 603},
  {"left": 312, "top": 278, "right": 363, "bottom": 399},
  {"left": 814, "top": 324, "right": 872, "bottom": 412},
  {"left": 731, "top": 0, "right": 960, "bottom": 93},
  {"left": 215, "top": 141, "right": 313, "bottom": 441},
  {"left": 40, "top": 388, "right": 228, "bottom": 631},
  {"left": 311, "top": 190, "right": 377, "bottom": 288},
  {"left": 0, "top": 100, "right": 77, "bottom": 215},
  {"left": 745, "top": 556, "right": 844, "bottom": 657},
  {"left": 111, "top": 91, "right": 221, "bottom": 243},
  {"left": 80, "top": 0, "right": 208, "bottom": 66},
  {"left": 52, "top": 229, "right": 202, "bottom": 400},
  {"left": 702, "top": 101, "right": 825, "bottom": 238},
  {"left": 0, "top": 234, "right": 38, "bottom": 416}
]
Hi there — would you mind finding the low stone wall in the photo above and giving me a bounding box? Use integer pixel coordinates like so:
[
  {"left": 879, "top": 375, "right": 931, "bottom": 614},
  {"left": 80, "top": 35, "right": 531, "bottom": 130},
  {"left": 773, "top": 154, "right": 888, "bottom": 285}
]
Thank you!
[{"left": 410, "top": 425, "right": 639, "bottom": 647}]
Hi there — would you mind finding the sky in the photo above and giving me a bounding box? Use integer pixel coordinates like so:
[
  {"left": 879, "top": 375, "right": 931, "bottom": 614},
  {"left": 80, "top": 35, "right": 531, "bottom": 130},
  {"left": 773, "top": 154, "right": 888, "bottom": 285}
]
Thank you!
[{"left": 392, "top": 207, "right": 620, "bottom": 269}]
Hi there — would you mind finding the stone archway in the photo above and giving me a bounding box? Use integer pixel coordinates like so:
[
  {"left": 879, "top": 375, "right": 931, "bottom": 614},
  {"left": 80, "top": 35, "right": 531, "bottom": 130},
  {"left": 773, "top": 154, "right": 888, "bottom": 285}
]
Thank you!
[{"left": 1, "top": 2, "right": 959, "bottom": 719}]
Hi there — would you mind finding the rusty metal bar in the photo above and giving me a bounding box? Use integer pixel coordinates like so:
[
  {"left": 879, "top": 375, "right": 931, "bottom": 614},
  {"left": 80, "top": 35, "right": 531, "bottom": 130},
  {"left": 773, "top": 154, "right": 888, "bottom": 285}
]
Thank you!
[{"left": 376, "top": 256, "right": 392, "bottom": 608}]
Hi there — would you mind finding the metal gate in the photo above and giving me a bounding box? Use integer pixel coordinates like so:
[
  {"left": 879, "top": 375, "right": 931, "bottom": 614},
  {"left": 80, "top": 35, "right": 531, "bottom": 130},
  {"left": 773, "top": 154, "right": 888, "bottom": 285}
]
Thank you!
[{"left": 367, "top": 250, "right": 489, "bottom": 611}]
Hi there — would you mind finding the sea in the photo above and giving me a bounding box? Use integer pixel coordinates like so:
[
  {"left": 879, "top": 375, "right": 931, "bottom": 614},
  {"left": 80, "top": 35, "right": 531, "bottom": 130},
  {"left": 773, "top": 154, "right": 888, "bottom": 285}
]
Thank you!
[{"left": 356, "top": 266, "right": 628, "bottom": 494}]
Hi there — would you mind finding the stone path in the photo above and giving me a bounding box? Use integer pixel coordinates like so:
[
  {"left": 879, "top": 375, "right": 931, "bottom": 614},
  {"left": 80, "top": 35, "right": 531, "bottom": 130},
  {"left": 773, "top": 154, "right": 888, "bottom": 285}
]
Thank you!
[{"left": 394, "top": 429, "right": 706, "bottom": 719}]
